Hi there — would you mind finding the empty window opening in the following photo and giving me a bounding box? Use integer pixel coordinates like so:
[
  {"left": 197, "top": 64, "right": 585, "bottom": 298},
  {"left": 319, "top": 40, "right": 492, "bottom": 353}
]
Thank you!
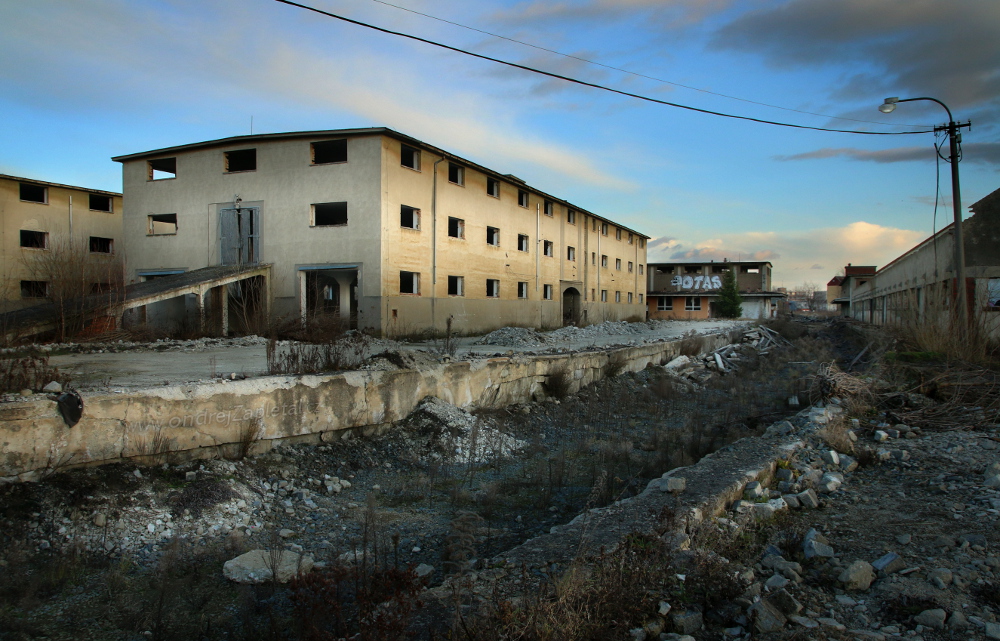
[
  {"left": 712, "top": 265, "right": 726, "bottom": 273},
  {"left": 518, "top": 234, "right": 529, "bottom": 252},
  {"left": 616, "top": 258, "right": 622, "bottom": 270},
  {"left": 543, "top": 240, "right": 554, "bottom": 257},
  {"left": 148, "top": 157, "right": 177, "bottom": 180},
  {"left": 628, "top": 233, "right": 633, "bottom": 244},
  {"left": 616, "top": 228, "right": 622, "bottom": 240},
  {"left": 685, "top": 296, "right": 702, "bottom": 311},
  {"left": 19, "top": 230, "right": 48, "bottom": 249},
  {"left": 592, "top": 219, "right": 598, "bottom": 232},
  {"left": 486, "top": 279, "right": 500, "bottom": 298},
  {"left": 148, "top": 213, "right": 178, "bottom": 235},
  {"left": 567, "top": 246, "right": 576, "bottom": 261},
  {"left": 628, "top": 261, "right": 633, "bottom": 273},
  {"left": 89, "top": 236, "right": 113, "bottom": 254},
  {"left": 544, "top": 201, "right": 554, "bottom": 216},
  {"left": 401, "top": 145, "right": 420, "bottom": 170},
  {"left": 89, "top": 194, "right": 113, "bottom": 212},
  {"left": 21, "top": 280, "right": 48, "bottom": 299},
  {"left": 487, "top": 226, "right": 500, "bottom": 246},
  {"left": 312, "top": 139, "right": 347, "bottom": 164},
  {"left": 19, "top": 183, "right": 47, "bottom": 203},
  {"left": 448, "top": 275, "right": 464, "bottom": 296},
  {"left": 518, "top": 282, "right": 528, "bottom": 298},
  {"left": 684, "top": 265, "right": 701, "bottom": 274},
  {"left": 639, "top": 294, "right": 644, "bottom": 304},
  {"left": 567, "top": 210, "right": 576, "bottom": 224},
  {"left": 225, "top": 148, "right": 257, "bottom": 173},
  {"left": 601, "top": 255, "right": 608, "bottom": 267},
  {"left": 486, "top": 177, "right": 500, "bottom": 198},
  {"left": 600, "top": 289, "right": 608, "bottom": 302},
  {"left": 400, "top": 271, "right": 420, "bottom": 294},
  {"left": 518, "top": 190, "right": 528, "bottom": 207},
  {"left": 628, "top": 292, "right": 633, "bottom": 303},
  {"left": 601, "top": 222, "right": 609, "bottom": 236},
  {"left": 591, "top": 252, "right": 596, "bottom": 265},
  {"left": 657, "top": 266, "right": 673, "bottom": 274},
  {"left": 543, "top": 284, "right": 553, "bottom": 300},
  {"left": 400, "top": 205, "right": 420, "bottom": 229},
  {"left": 448, "top": 163, "right": 464, "bottom": 185},
  {"left": 312, "top": 202, "right": 348, "bottom": 226},
  {"left": 615, "top": 291, "right": 621, "bottom": 303},
  {"left": 658, "top": 297, "right": 673, "bottom": 311},
  {"left": 639, "top": 265, "right": 644, "bottom": 275},
  {"left": 640, "top": 239, "right": 645, "bottom": 248},
  {"left": 448, "top": 217, "right": 465, "bottom": 239}
]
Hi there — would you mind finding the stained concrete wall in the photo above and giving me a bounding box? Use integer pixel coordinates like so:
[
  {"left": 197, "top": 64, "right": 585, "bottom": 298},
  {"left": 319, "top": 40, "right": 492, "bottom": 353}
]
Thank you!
[{"left": 0, "top": 333, "right": 728, "bottom": 482}]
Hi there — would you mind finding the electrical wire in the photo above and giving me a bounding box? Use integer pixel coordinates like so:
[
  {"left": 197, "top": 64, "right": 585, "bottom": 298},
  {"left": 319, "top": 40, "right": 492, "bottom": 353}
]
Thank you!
[
  {"left": 274, "top": 0, "right": 934, "bottom": 136},
  {"left": 364, "top": 0, "right": 927, "bottom": 128}
]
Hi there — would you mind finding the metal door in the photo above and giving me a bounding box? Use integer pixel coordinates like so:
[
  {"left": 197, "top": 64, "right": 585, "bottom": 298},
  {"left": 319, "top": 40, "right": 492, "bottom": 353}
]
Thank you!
[{"left": 219, "top": 207, "right": 259, "bottom": 265}]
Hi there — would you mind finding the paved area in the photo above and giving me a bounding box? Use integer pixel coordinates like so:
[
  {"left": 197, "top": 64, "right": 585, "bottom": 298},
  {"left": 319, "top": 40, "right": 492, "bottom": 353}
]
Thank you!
[{"left": 47, "top": 319, "right": 745, "bottom": 389}]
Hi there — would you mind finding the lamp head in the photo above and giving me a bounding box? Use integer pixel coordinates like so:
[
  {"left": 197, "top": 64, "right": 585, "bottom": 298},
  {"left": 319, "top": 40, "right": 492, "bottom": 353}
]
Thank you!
[{"left": 879, "top": 97, "right": 899, "bottom": 114}]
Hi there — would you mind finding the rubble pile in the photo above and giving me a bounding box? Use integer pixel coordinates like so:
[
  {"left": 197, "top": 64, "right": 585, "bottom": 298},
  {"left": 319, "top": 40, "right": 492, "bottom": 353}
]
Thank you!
[
  {"left": 659, "top": 325, "right": 789, "bottom": 387},
  {"left": 401, "top": 396, "right": 527, "bottom": 464},
  {"left": 473, "top": 327, "right": 547, "bottom": 347}
]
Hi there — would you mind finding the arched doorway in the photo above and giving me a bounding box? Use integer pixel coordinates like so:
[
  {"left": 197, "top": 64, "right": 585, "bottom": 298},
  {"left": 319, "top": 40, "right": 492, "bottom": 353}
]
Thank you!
[{"left": 562, "top": 287, "right": 581, "bottom": 326}]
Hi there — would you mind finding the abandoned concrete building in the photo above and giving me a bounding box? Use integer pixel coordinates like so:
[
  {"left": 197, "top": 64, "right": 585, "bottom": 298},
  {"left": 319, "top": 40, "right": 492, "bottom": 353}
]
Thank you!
[
  {"left": 0, "top": 174, "right": 123, "bottom": 312},
  {"left": 112, "top": 128, "right": 649, "bottom": 335},
  {"left": 848, "top": 187, "right": 1000, "bottom": 333},
  {"left": 645, "top": 260, "right": 782, "bottom": 320}
]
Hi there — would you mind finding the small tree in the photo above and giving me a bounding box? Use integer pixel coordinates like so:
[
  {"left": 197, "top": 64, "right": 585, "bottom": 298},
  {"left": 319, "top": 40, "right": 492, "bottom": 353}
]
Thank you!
[{"left": 716, "top": 269, "right": 743, "bottom": 318}]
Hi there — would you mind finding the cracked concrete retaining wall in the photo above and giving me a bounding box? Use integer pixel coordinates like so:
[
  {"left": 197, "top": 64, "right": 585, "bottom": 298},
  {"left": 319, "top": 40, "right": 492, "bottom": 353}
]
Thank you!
[{"left": 0, "top": 333, "right": 729, "bottom": 482}]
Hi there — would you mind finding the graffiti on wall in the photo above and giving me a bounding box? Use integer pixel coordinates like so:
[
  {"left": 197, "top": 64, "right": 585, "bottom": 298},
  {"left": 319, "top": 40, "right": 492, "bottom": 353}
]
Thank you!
[{"left": 671, "top": 275, "right": 723, "bottom": 290}]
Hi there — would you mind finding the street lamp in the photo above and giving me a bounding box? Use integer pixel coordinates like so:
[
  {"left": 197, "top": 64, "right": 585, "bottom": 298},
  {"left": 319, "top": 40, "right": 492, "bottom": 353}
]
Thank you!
[{"left": 879, "top": 97, "right": 971, "bottom": 327}]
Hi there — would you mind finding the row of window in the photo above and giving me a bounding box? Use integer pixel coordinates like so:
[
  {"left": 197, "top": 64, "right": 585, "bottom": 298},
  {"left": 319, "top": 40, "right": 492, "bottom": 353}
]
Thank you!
[
  {"left": 148, "top": 140, "right": 348, "bottom": 181},
  {"left": 400, "top": 271, "right": 642, "bottom": 304},
  {"left": 656, "top": 296, "right": 703, "bottom": 311},
  {"left": 18, "top": 230, "right": 114, "bottom": 253},
  {"left": 17, "top": 183, "right": 115, "bottom": 212},
  {"left": 18, "top": 280, "right": 111, "bottom": 299}
]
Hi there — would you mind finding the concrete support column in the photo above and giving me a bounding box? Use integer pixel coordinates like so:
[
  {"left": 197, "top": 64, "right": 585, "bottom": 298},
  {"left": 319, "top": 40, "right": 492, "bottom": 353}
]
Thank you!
[
  {"left": 197, "top": 287, "right": 206, "bottom": 334},
  {"left": 210, "top": 285, "right": 229, "bottom": 336}
]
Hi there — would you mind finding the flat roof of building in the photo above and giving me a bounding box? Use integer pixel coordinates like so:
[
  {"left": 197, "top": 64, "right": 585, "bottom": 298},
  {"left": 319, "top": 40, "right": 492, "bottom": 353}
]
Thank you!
[
  {"left": 111, "top": 127, "right": 649, "bottom": 239},
  {"left": 648, "top": 260, "right": 772, "bottom": 267},
  {"left": 0, "top": 173, "right": 121, "bottom": 197}
]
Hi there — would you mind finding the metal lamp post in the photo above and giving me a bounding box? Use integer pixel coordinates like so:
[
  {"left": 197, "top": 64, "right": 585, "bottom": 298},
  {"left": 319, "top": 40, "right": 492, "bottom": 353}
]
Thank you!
[{"left": 879, "top": 97, "right": 971, "bottom": 327}]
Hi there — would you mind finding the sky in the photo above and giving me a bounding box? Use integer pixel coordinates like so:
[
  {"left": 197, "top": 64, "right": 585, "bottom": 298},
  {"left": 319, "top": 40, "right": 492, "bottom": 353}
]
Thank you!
[{"left": 1, "top": 0, "right": 997, "bottom": 289}]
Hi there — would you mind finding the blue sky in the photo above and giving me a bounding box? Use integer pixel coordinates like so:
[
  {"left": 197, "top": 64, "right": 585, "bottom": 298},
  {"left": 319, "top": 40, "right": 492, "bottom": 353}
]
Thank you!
[{"left": 2, "top": 0, "right": 997, "bottom": 288}]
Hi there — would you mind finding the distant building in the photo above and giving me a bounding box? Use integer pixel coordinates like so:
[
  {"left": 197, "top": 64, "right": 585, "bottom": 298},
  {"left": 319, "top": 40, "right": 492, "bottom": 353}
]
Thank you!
[
  {"left": 645, "top": 259, "right": 783, "bottom": 319},
  {"left": 826, "top": 276, "right": 844, "bottom": 311},
  {"left": 0, "top": 174, "right": 123, "bottom": 312},
  {"left": 112, "top": 128, "right": 648, "bottom": 335},
  {"left": 829, "top": 265, "right": 876, "bottom": 316},
  {"left": 848, "top": 187, "right": 1000, "bottom": 334}
]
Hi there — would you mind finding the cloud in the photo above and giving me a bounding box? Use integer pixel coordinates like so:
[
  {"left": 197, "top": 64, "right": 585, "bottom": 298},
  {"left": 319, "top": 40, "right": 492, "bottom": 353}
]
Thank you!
[
  {"left": 810, "top": 264, "right": 823, "bottom": 269},
  {"left": 492, "top": 0, "right": 734, "bottom": 29},
  {"left": 774, "top": 143, "right": 1000, "bottom": 166},
  {"left": 710, "top": 0, "right": 1000, "bottom": 124}
]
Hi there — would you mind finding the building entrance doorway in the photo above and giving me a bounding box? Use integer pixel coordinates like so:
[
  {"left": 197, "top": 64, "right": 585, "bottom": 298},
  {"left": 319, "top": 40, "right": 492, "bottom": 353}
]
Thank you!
[
  {"left": 562, "top": 287, "right": 581, "bottom": 326},
  {"left": 302, "top": 268, "right": 358, "bottom": 328}
]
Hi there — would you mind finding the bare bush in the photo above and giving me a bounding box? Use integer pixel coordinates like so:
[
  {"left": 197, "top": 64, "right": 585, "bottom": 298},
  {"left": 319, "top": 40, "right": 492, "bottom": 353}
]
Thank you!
[
  {"left": 545, "top": 365, "right": 573, "bottom": 399},
  {"left": 267, "top": 331, "right": 373, "bottom": 375},
  {"left": 678, "top": 330, "right": 705, "bottom": 356},
  {"left": 0, "top": 351, "right": 69, "bottom": 392}
]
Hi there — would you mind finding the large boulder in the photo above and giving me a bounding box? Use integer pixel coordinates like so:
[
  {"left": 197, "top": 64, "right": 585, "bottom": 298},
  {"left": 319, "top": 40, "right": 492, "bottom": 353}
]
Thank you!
[{"left": 223, "top": 549, "right": 314, "bottom": 584}]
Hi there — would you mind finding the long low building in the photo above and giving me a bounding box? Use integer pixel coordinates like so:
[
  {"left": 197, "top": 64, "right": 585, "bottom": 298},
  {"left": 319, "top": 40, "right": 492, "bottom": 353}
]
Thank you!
[
  {"left": 113, "top": 128, "right": 649, "bottom": 336},
  {"left": 849, "top": 187, "right": 1000, "bottom": 333},
  {"left": 645, "top": 259, "right": 782, "bottom": 320}
]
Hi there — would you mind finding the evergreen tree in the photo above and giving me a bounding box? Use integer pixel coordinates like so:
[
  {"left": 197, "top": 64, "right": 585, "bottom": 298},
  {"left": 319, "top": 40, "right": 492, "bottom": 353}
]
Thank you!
[{"left": 717, "top": 269, "right": 743, "bottom": 318}]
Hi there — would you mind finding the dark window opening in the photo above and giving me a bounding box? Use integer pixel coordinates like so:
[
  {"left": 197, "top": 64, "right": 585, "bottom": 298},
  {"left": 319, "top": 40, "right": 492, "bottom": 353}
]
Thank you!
[
  {"left": 567, "top": 246, "right": 576, "bottom": 261},
  {"left": 685, "top": 296, "right": 702, "bottom": 311},
  {"left": 544, "top": 201, "right": 554, "bottom": 216},
  {"left": 401, "top": 205, "right": 420, "bottom": 229},
  {"left": 19, "top": 183, "right": 47, "bottom": 203},
  {"left": 312, "top": 139, "right": 347, "bottom": 164},
  {"left": 89, "top": 194, "right": 113, "bottom": 212},
  {"left": 313, "top": 202, "right": 348, "bottom": 226},
  {"left": 487, "top": 177, "right": 500, "bottom": 198},
  {"left": 400, "top": 271, "right": 419, "bottom": 294},
  {"left": 567, "top": 210, "right": 576, "bottom": 224},
  {"left": 149, "top": 157, "right": 177, "bottom": 180},
  {"left": 448, "top": 217, "right": 464, "bottom": 239},
  {"left": 543, "top": 240, "right": 553, "bottom": 257},
  {"left": 225, "top": 149, "right": 256, "bottom": 173},
  {"left": 448, "top": 163, "right": 464, "bottom": 185},
  {"left": 21, "top": 281, "right": 48, "bottom": 299},
  {"left": 89, "top": 236, "right": 113, "bottom": 254},
  {"left": 544, "top": 284, "right": 553, "bottom": 300},
  {"left": 518, "top": 190, "right": 528, "bottom": 207},
  {"left": 487, "top": 226, "right": 500, "bottom": 246},
  {"left": 448, "top": 275, "right": 464, "bottom": 296},
  {"left": 401, "top": 145, "right": 420, "bottom": 170},
  {"left": 518, "top": 282, "right": 528, "bottom": 298},
  {"left": 656, "top": 266, "right": 672, "bottom": 274},
  {"left": 518, "top": 234, "right": 529, "bottom": 252},
  {"left": 684, "top": 265, "right": 701, "bottom": 274},
  {"left": 486, "top": 279, "right": 500, "bottom": 298},
  {"left": 19, "top": 230, "right": 48, "bottom": 249},
  {"left": 148, "top": 213, "right": 178, "bottom": 235}
]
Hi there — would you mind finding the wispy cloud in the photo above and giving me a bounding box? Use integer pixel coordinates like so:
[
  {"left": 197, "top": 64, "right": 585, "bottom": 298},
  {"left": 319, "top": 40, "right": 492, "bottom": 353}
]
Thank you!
[{"left": 775, "top": 143, "right": 1000, "bottom": 166}]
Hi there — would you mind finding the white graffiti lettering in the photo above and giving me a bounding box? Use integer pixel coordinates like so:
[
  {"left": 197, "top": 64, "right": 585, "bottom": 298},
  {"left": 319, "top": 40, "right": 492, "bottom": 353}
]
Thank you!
[{"left": 669, "top": 273, "right": 724, "bottom": 290}]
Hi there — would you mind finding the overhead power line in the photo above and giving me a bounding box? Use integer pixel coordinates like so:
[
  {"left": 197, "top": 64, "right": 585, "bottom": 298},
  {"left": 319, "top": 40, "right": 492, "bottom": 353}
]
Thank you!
[
  {"left": 274, "top": 0, "right": 933, "bottom": 136},
  {"left": 365, "top": 0, "right": 922, "bottom": 128}
]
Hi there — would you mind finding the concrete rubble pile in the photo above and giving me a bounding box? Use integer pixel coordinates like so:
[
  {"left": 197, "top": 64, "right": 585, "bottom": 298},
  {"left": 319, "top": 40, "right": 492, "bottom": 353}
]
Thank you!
[
  {"left": 402, "top": 396, "right": 527, "bottom": 464},
  {"left": 660, "top": 325, "right": 790, "bottom": 388}
]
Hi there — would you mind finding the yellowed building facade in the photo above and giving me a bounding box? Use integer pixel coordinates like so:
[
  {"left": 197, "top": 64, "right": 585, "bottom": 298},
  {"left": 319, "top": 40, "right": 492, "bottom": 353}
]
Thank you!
[
  {"left": 113, "top": 128, "right": 648, "bottom": 336},
  {"left": 0, "top": 174, "right": 123, "bottom": 312}
]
